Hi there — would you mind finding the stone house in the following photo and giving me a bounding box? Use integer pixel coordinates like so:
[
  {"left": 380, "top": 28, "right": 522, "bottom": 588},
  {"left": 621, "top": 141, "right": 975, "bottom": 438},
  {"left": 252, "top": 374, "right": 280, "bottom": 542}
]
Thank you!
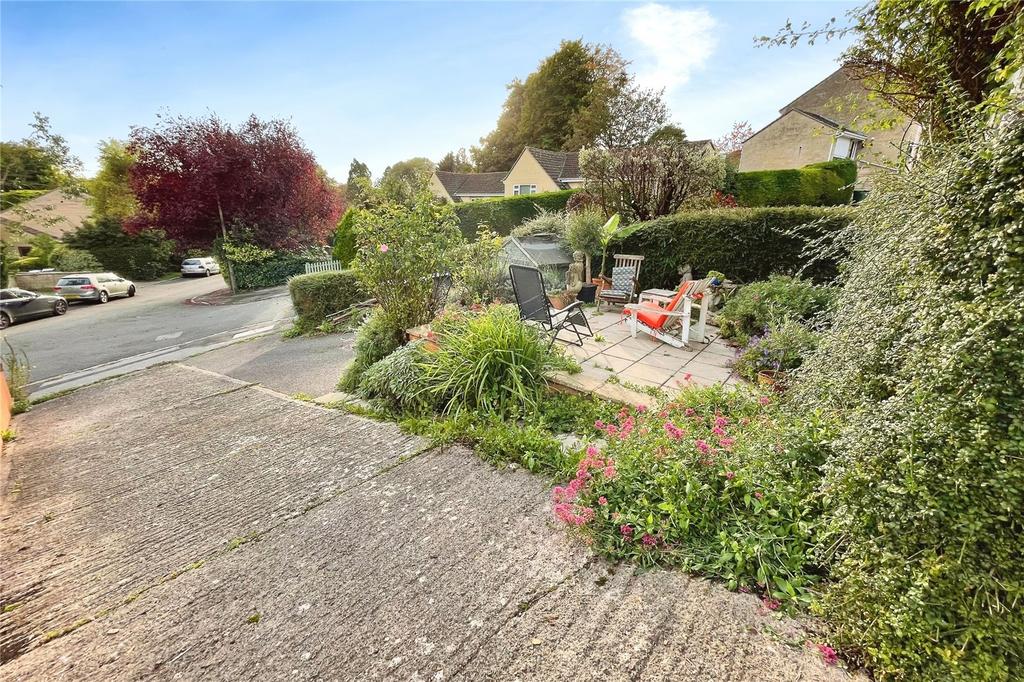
[
  {"left": 0, "top": 189, "right": 92, "bottom": 255},
  {"left": 429, "top": 147, "right": 583, "bottom": 203},
  {"left": 738, "top": 67, "right": 922, "bottom": 188}
]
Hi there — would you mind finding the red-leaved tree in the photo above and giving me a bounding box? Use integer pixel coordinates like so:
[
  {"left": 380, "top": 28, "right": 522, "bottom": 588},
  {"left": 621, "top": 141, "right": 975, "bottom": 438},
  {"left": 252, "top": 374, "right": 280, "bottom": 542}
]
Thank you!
[{"left": 126, "top": 114, "right": 341, "bottom": 250}]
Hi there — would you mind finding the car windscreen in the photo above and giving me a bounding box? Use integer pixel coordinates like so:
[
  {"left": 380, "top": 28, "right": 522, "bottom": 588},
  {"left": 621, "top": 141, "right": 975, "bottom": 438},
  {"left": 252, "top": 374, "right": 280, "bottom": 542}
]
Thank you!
[
  {"left": 182, "top": 259, "right": 202, "bottom": 265},
  {"left": 57, "top": 278, "right": 91, "bottom": 286}
]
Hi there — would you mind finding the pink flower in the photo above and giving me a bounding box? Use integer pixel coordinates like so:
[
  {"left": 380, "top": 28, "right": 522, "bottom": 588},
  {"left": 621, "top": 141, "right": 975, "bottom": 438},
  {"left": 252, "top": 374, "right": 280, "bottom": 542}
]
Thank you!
[
  {"left": 815, "top": 643, "right": 838, "bottom": 666},
  {"left": 663, "top": 421, "right": 684, "bottom": 440},
  {"left": 724, "top": 471, "right": 735, "bottom": 480},
  {"left": 586, "top": 445, "right": 600, "bottom": 457},
  {"left": 711, "top": 425, "right": 726, "bottom": 437},
  {"left": 603, "top": 465, "right": 617, "bottom": 480},
  {"left": 719, "top": 437, "right": 735, "bottom": 448},
  {"left": 641, "top": 533, "right": 657, "bottom": 547},
  {"left": 754, "top": 491, "right": 764, "bottom": 500},
  {"left": 758, "top": 396, "right": 771, "bottom": 406},
  {"left": 695, "top": 439, "right": 711, "bottom": 454},
  {"left": 714, "top": 416, "right": 729, "bottom": 428},
  {"left": 761, "top": 596, "right": 781, "bottom": 611},
  {"left": 594, "top": 419, "right": 605, "bottom": 430},
  {"left": 598, "top": 496, "right": 608, "bottom": 506},
  {"left": 636, "top": 404, "right": 647, "bottom": 413},
  {"left": 620, "top": 524, "right": 633, "bottom": 537},
  {"left": 683, "top": 373, "right": 692, "bottom": 381},
  {"left": 684, "top": 408, "right": 696, "bottom": 417},
  {"left": 379, "top": 244, "right": 389, "bottom": 253}
]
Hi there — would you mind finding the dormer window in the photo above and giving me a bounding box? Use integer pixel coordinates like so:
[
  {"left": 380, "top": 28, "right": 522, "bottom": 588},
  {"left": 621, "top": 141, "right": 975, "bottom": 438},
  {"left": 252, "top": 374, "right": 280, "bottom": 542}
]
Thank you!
[{"left": 832, "top": 135, "right": 862, "bottom": 161}]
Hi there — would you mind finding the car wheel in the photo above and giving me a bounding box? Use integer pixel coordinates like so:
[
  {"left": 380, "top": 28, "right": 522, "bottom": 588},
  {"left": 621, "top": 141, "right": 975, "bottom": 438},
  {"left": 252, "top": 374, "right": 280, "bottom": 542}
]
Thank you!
[
  {"left": 54, "top": 300, "right": 68, "bottom": 316},
  {"left": 98, "top": 290, "right": 109, "bottom": 304},
  {"left": 0, "top": 312, "right": 10, "bottom": 329},
  {"left": 204, "top": 269, "right": 211, "bottom": 277},
  {"left": 128, "top": 285, "right": 136, "bottom": 297}
]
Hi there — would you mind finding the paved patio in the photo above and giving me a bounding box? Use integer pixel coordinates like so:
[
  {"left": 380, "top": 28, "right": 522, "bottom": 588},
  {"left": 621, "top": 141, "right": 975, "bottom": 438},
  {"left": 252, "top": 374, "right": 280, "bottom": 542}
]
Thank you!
[{"left": 553, "top": 307, "right": 741, "bottom": 399}]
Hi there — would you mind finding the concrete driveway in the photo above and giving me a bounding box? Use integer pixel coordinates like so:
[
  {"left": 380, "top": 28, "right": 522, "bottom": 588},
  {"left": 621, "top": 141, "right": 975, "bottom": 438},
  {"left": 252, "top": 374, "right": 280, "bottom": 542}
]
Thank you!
[{"left": 0, "top": 364, "right": 856, "bottom": 680}]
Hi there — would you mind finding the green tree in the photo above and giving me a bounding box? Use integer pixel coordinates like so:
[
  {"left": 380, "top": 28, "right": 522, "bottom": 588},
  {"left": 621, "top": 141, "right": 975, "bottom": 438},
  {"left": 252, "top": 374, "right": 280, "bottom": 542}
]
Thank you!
[
  {"left": 88, "top": 139, "right": 138, "bottom": 220},
  {"left": 65, "top": 216, "right": 176, "bottom": 280},
  {"left": 471, "top": 41, "right": 632, "bottom": 171},
  {"left": 377, "top": 157, "right": 434, "bottom": 205},
  {"left": 437, "top": 148, "right": 473, "bottom": 173},
  {"left": 647, "top": 124, "right": 687, "bottom": 145},
  {"left": 346, "top": 159, "right": 372, "bottom": 207},
  {"left": 0, "top": 142, "right": 59, "bottom": 190}
]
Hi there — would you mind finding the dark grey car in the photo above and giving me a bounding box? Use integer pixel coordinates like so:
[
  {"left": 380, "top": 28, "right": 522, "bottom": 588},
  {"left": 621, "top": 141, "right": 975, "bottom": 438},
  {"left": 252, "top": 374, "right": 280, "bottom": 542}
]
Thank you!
[{"left": 0, "top": 288, "right": 68, "bottom": 329}]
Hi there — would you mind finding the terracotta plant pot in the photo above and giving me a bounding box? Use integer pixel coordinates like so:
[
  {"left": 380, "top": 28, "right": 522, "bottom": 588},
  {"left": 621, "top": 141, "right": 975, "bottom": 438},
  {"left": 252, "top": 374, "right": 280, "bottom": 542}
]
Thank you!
[
  {"left": 591, "top": 277, "right": 609, "bottom": 292},
  {"left": 548, "top": 292, "right": 571, "bottom": 310},
  {"left": 757, "top": 369, "right": 787, "bottom": 392}
]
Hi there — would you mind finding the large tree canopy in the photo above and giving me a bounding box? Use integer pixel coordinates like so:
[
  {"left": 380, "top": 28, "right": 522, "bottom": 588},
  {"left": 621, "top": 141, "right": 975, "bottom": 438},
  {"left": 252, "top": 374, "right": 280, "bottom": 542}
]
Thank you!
[
  {"left": 127, "top": 114, "right": 341, "bottom": 250},
  {"left": 472, "top": 41, "right": 670, "bottom": 171},
  {"left": 1, "top": 112, "right": 82, "bottom": 191},
  {"left": 88, "top": 139, "right": 137, "bottom": 220}
]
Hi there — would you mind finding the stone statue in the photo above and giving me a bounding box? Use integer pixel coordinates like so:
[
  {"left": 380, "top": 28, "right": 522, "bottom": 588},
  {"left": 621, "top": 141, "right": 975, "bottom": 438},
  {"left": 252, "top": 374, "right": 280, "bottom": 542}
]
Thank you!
[{"left": 566, "top": 250, "right": 586, "bottom": 296}]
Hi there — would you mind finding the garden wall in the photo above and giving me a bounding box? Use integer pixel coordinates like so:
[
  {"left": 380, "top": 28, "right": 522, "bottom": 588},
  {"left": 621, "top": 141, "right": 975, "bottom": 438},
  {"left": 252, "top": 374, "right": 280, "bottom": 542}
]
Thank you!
[
  {"left": 733, "top": 160, "right": 856, "bottom": 208},
  {"left": 615, "top": 206, "right": 852, "bottom": 289},
  {"left": 452, "top": 190, "right": 576, "bottom": 238}
]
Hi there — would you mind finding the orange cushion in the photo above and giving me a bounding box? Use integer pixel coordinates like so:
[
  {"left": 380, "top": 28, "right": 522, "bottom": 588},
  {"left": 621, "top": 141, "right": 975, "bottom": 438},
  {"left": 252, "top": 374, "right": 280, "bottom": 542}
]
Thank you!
[{"left": 625, "top": 301, "right": 671, "bottom": 328}]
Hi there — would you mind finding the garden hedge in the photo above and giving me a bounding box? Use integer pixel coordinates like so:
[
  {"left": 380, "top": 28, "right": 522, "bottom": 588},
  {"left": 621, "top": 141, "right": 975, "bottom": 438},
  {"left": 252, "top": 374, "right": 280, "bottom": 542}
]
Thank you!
[
  {"left": 452, "top": 189, "right": 576, "bottom": 238},
  {"left": 733, "top": 159, "right": 855, "bottom": 207},
  {"left": 331, "top": 208, "right": 358, "bottom": 266},
  {"left": 288, "top": 269, "right": 365, "bottom": 329},
  {"left": 228, "top": 252, "right": 308, "bottom": 290},
  {"left": 615, "top": 206, "right": 852, "bottom": 289}
]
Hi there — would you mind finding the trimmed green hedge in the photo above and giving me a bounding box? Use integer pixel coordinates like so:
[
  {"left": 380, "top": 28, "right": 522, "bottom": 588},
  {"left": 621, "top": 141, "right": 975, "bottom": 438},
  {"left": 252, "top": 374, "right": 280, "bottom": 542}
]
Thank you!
[
  {"left": 452, "top": 190, "right": 576, "bottom": 238},
  {"left": 229, "top": 253, "right": 307, "bottom": 290},
  {"left": 615, "top": 206, "right": 853, "bottom": 289},
  {"left": 288, "top": 269, "right": 365, "bottom": 330},
  {"left": 331, "top": 208, "right": 358, "bottom": 266},
  {"left": 734, "top": 159, "right": 855, "bottom": 207}
]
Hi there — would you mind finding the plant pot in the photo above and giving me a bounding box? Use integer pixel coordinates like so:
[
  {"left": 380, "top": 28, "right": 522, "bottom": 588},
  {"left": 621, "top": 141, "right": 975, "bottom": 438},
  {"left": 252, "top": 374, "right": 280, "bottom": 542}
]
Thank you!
[
  {"left": 548, "top": 292, "right": 571, "bottom": 310},
  {"left": 577, "top": 283, "right": 597, "bottom": 304},
  {"left": 757, "top": 369, "right": 787, "bottom": 391},
  {"left": 591, "top": 277, "right": 609, "bottom": 292}
]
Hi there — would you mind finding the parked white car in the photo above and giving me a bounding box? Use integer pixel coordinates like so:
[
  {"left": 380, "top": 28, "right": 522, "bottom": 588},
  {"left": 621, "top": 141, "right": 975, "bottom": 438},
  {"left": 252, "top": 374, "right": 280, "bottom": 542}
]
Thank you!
[{"left": 181, "top": 257, "right": 221, "bottom": 277}]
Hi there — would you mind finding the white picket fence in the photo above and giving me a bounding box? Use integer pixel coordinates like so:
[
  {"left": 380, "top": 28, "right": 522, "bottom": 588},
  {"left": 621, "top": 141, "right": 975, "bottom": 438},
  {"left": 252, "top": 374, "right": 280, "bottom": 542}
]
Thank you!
[{"left": 304, "top": 259, "right": 343, "bottom": 275}]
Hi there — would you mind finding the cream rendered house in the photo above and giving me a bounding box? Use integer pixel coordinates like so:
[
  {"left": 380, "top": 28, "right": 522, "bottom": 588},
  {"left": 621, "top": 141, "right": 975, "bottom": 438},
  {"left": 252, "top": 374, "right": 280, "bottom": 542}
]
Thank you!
[
  {"left": 739, "top": 67, "right": 922, "bottom": 188},
  {"left": 429, "top": 147, "right": 583, "bottom": 203}
]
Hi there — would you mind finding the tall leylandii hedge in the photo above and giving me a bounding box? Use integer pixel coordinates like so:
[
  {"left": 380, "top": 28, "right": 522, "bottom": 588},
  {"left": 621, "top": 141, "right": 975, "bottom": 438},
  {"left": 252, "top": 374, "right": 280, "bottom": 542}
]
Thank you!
[
  {"left": 734, "top": 159, "right": 856, "bottom": 207},
  {"left": 451, "top": 189, "right": 576, "bottom": 238},
  {"left": 615, "top": 206, "right": 851, "bottom": 289},
  {"left": 799, "top": 109, "right": 1024, "bottom": 678}
]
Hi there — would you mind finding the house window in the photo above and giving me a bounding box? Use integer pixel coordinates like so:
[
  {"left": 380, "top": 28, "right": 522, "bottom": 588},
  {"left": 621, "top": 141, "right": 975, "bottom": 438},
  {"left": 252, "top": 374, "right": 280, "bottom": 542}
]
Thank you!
[
  {"left": 513, "top": 184, "right": 537, "bottom": 196},
  {"left": 832, "top": 135, "right": 861, "bottom": 161}
]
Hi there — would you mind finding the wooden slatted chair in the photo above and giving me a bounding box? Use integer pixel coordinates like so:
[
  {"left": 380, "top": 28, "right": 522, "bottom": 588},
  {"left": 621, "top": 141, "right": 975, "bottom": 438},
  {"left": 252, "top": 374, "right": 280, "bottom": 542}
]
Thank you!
[
  {"left": 623, "top": 278, "right": 712, "bottom": 349},
  {"left": 597, "top": 254, "right": 644, "bottom": 310}
]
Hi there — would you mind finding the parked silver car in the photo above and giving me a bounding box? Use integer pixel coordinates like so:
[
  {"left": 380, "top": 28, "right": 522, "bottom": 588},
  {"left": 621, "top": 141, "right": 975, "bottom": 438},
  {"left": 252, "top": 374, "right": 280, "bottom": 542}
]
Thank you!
[
  {"left": 54, "top": 273, "right": 136, "bottom": 304},
  {"left": 181, "top": 257, "right": 221, "bottom": 277}
]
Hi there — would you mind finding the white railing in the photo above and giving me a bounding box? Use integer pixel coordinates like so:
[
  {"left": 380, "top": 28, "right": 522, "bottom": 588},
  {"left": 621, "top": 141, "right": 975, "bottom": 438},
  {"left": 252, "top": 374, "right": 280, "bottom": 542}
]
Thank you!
[{"left": 304, "top": 260, "right": 343, "bottom": 275}]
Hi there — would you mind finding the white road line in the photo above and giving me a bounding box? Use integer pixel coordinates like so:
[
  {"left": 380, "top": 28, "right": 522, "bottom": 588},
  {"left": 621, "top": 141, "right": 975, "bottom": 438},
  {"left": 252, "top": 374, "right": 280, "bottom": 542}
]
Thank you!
[
  {"left": 155, "top": 331, "right": 184, "bottom": 341},
  {"left": 232, "top": 325, "right": 275, "bottom": 339}
]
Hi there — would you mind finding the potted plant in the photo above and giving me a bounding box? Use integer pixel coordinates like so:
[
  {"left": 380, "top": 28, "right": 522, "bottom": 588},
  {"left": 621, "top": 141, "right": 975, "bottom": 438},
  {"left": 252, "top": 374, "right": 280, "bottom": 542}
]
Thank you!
[{"left": 592, "top": 213, "right": 641, "bottom": 286}]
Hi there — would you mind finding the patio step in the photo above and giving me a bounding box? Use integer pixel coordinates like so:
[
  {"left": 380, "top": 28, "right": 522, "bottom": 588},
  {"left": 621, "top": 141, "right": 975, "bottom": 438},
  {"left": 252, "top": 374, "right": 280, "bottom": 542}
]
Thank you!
[{"left": 547, "top": 370, "right": 654, "bottom": 409}]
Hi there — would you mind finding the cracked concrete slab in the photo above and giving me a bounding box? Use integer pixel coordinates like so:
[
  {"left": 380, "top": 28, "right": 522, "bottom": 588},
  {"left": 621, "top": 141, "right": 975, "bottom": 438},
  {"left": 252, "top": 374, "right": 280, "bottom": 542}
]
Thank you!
[{"left": 0, "top": 364, "right": 859, "bottom": 680}]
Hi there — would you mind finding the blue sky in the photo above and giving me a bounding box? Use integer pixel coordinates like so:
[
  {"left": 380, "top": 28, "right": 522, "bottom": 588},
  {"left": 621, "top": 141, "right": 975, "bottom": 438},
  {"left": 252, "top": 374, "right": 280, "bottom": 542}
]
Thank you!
[{"left": 2, "top": 1, "right": 856, "bottom": 180}]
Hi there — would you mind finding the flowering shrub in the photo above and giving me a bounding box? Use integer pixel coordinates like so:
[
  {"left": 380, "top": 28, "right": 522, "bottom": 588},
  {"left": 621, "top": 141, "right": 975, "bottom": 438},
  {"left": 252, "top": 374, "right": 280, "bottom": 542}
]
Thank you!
[
  {"left": 551, "top": 384, "right": 830, "bottom": 604},
  {"left": 716, "top": 275, "right": 833, "bottom": 345},
  {"left": 733, "top": 319, "right": 820, "bottom": 381}
]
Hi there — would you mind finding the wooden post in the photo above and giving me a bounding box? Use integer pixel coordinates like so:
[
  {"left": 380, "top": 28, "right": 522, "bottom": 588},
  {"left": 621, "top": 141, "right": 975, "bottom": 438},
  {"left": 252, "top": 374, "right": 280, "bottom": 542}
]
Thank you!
[{"left": 217, "top": 196, "right": 237, "bottom": 294}]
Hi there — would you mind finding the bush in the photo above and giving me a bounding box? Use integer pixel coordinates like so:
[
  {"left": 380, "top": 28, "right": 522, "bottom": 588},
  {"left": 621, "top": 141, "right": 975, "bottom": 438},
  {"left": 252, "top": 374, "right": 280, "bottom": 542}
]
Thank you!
[
  {"left": 456, "top": 227, "right": 507, "bottom": 304},
  {"left": 338, "top": 308, "right": 406, "bottom": 391},
  {"left": 421, "top": 305, "right": 575, "bottom": 417},
  {"left": 451, "top": 189, "right": 576, "bottom": 238},
  {"left": 65, "top": 216, "right": 177, "bottom": 280},
  {"left": 796, "top": 111, "right": 1024, "bottom": 679},
  {"left": 733, "top": 319, "right": 820, "bottom": 381},
  {"left": 551, "top": 385, "right": 828, "bottom": 604},
  {"left": 510, "top": 208, "right": 568, "bottom": 239},
  {"left": 733, "top": 159, "right": 855, "bottom": 207},
  {"left": 288, "top": 269, "right": 364, "bottom": 331},
  {"left": 215, "top": 240, "right": 309, "bottom": 290},
  {"left": 49, "top": 246, "right": 102, "bottom": 272},
  {"left": 351, "top": 195, "right": 463, "bottom": 331},
  {"left": 331, "top": 208, "right": 358, "bottom": 266},
  {"left": 717, "top": 275, "right": 834, "bottom": 345},
  {"left": 357, "top": 340, "right": 436, "bottom": 414},
  {"left": 616, "top": 207, "right": 852, "bottom": 290}
]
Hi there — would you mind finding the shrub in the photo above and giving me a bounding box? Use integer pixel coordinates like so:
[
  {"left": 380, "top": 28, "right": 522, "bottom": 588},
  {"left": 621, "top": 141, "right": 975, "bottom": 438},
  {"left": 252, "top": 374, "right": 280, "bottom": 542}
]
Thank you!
[
  {"left": 551, "top": 385, "right": 828, "bottom": 604},
  {"left": 351, "top": 195, "right": 463, "bottom": 331},
  {"left": 216, "top": 242, "right": 308, "bottom": 290},
  {"left": 510, "top": 208, "right": 568, "bottom": 239},
  {"left": 422, "top": 304, "right": 575, "bottom": 416},
  {"left": 357, "top": 340, "right": 436, "bottom": 414},
  {"left": 796, "top": 111, "right": 1024, "bottom": 679},
  {"left": 2, "top": 339, "right": 31, "bottom": 415},
  {"left": 287, "top": 269, "right": 364, "bottom": 331},
  {"left": 733, "top": 160, "right": 855, "bottom": 207},
  {"left": 65, "top": 216, "right": 177, "bottom": 280},
  {"left": 49, "top": 246, "right": 102, "bottom": 272},
  {"left": 456, "top": 227, "right": 507, "bottom": 304},
  {"left": 331, "top": 208, "right": 358, "bottom": 266},
  {"left": 717, "top": 275, "right": 834, "bottom": 345},
  {"left": 733, "top": 319, "right": 820, "bottom": 381},
  {"left": 338, "top": 308, "right": 405, "bottom": 391},
  {"left": 451, "top": 189, "right": 576, "bottom": 238},
  {"left": 11, "top": 256, "right": 45, "bottom": 271},
  {"left": 0, "top": 189, "right": 48, "bottom": 210},
  {"left": 615, "top": 207, "right": 851, "bottom": 290},
  {"left": 563, "top": 208, "right": 604, "bottom": 279}
]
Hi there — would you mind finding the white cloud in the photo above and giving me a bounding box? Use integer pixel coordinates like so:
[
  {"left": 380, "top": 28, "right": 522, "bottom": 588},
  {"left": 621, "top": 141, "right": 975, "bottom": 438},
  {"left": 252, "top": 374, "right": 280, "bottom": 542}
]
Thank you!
[{"left": 623, "top": 4, "right": 718, "bottom": 93}]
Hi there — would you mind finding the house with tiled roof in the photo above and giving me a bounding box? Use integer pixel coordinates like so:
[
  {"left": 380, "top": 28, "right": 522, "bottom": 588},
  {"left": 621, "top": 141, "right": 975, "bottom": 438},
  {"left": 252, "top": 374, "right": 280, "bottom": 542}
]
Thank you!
[
  {"left": 738, "top": 67, "right": 922, "bottom": 189},
  {"left": 429, "top": 147, "right": 584, "bottom": 203},
  {"left": 0, "top": 189, "right": 92, "bottom": 255}
]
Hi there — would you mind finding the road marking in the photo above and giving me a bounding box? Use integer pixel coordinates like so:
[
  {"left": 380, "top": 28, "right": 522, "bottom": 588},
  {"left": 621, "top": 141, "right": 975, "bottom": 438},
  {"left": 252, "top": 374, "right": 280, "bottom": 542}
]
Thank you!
[
  {"left": 156, "top": 331, "right": 183, "bottom": 341},
  {"left": 232, "top": 325, "right": 275, "bottom": 339}
]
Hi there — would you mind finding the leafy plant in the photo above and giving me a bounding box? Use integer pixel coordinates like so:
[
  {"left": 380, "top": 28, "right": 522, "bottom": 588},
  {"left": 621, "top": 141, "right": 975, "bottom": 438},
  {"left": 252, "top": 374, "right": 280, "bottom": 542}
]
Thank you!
[
  {"left": 733, "top": 160, "right": 856, "bottom": 207},
  {"left": 331, "top": 208, "right": 359, "bottom": 266},
  {"left": 287, "top": 269, "right": 365, "bottom": 333},
  {"left": 66, "top": 216, "right": 177, "bottom": 281},
  {"left": 2, "top": 339, "right": 31, "bottom": 415},
  {"left": 510, "top": 208, "right": 568, "bottom": 239},
  {"left": 563, "top": 208, "right": 605, "bottom": 281},
  {"left": 337, "top": 308, "right": 405, "bottom": 391},
  {"left": 421, "top": 304, "right": 575, "bottom": 416},
  {"left": 357, "top": 340, "right": 436, "bottom": 414},
  {"left": 451, "top": 190, "right": 576, "bottom": 238},
  {"left": 456, "top": 227, "right": 507, "bottom": 304},
  {"left": 717, "top": 275, "right": 834, "bottom": 345},
  {"left": 734, "top": 319, "right": 820, "bottom": 381}
]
